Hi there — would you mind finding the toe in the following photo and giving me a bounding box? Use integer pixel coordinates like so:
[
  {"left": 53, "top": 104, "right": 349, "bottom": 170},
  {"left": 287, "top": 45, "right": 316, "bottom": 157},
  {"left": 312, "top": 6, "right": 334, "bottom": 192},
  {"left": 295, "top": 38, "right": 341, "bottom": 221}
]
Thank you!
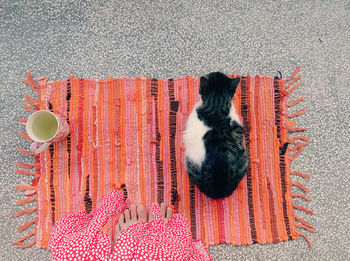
[
  {"left": 148, "top": 207, "right": 153, "bottom": 222},
  {"left": 166, "top": 207, "right": 173, "bottom": 220},
  {"left": 124, "top": 209, "right": 130, "bottom": 223},
  {"left": 114, "top": 223, "right": 121, "bottom": 241},
  {"left": 115, "top": 213, "right": 125, "bottom": 239},
  {"left": 160, "top": 202, "right": 167, "bottom": 219},
  {"left": 130, "top": 205, "right": 137, "bottom": 221},
  {"left": 118, "top": 212, "right": 125, "bottom": 225},
  {"left": 137, "top": 206, "right": 147, "bottom": 222}
]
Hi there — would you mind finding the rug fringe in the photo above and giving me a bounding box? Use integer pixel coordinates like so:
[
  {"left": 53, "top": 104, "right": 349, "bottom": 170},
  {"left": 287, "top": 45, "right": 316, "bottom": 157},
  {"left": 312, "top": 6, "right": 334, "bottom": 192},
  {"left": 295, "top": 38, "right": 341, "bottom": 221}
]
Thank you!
[
  {"left": 295, "top": 216, "right": 313, "bottom": 228},
  {"left": 19, "top": 131, "right": 32, "bottom": 141},
  {"left": 289, "top": 143, "right": 304, "bottom": 160},
  {"left": 14, "top": 241, "right": 36, "bottom": 248},
  {"left": 287, "top": 97, "right": 304, "bottom": 107},
  {"left": 15, "top": 205, "right": 38, "bottom": 217},
  {"left": 24, "top": 94, "right": 38, "bottom": 107},
  {"left": 293, "top": 204, "right": 314, "bottom": 215},
  {"left": 284, "top": 68, "right": 302, "bottom": 95},
  {"left": 287, "top": 81, "right": 302, "bottom": 95},
  {"left": 292, "top": 193, "right": 311, "bottom": 201},
  {"left": 298, "top": 232, "right": 313, "bottom": 248},
  {"left": 291, "top": 171, "right": 310, "bottom": 179},
  {"left": 288, "top": 136, "right": 309, "bottom": 161},
  {"left": 288, "top": 136, "right": 309, "bottom": 147},
  {"left": 295, "top": 224, "right": 315, "bottom": 233},
  {"left": 23, "top": 103, "right": 35, "bottom": 113},
  {"left": 23, "top": 72, "right": 39, "bottom": 91},
  {"left": 14, "top": 180, "right": 38, "bottom": 249},
  {"left": 286, "top": 75, "right": 302, "bottom": 89},
  {"left": 287, "top": 108, "right": 307, "bottom": 118},
  {"left": 291, "top": 181, "right": 309, "bottom": 193},
  {"left": 15, "top": 169, "right": 36, "bottom": 176},
  {"left": 17, "top": 148, "right": 34, "bottom": 156},
  {"left": 285, "top": 66, "right": 301, "bottom": 82},
  {"left": 18, "top": 217, "right": 38, "bottom": 231},
  {"left": 16, "top": 195, "right": 38, "bottom": 205},
  {"left": 17, "top": 162, "right": 35, "bottom": 169},
  {"left": 14, "top": 72, "right": 40, "bottom": 249},
  {"left": 17, "top": 118, "right": 27, "bottom": 125},
  {"left": 15, "top": 184, "right": 36, "bottom": 191},
  {"left": 288, "top": 127, "right": 307, "bottom": 132},
  {"left": 13, "top": 230, "right": 36, "bottom": 248},
  {"left": 284, "top": 66, "right": 314, "bottom": 248}
]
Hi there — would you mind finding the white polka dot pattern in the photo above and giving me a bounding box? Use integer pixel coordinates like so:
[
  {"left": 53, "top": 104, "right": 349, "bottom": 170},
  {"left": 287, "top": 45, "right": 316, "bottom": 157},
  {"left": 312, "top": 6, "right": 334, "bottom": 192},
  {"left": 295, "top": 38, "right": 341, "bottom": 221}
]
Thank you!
[
  {"left": 49, "top": 190, "right": 212, "bottom": 260},
  {"left": 49, "top": 190, "right": 130, "bottom": 260}
]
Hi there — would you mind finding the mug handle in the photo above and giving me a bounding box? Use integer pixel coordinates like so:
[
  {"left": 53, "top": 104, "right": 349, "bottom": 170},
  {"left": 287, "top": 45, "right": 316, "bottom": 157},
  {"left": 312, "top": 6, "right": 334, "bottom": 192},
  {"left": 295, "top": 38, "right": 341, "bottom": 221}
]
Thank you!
[{"left": 30, "top": 142, "right": 52, "bottom": 154}]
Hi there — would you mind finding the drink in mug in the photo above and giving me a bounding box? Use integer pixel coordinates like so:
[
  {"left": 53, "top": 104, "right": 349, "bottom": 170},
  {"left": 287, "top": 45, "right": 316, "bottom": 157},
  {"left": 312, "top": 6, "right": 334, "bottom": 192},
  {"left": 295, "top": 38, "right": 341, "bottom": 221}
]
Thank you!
[{"left": 26, "top": 110, "right": 69, "bottom": 154}]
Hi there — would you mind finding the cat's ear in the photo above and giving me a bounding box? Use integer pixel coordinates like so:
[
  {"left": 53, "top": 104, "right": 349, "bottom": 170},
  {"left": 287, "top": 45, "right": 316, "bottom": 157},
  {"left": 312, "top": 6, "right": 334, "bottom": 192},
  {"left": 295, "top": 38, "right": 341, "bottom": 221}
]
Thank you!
[
  {"left": 231, "top": 77, "right": 240, "bottom": 87},
  {"left": 230, "top": 77, "right": 241, "bottom": 94},
  {"left": 200, "top": 76, "right": 209, "bottom": 96}
]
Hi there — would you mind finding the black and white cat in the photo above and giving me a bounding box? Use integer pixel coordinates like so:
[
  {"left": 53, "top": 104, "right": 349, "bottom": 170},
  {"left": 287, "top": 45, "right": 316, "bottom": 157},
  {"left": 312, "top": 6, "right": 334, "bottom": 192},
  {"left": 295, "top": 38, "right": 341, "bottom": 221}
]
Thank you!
[{"left": 184, "top": 72, "right": 248, "bottom": 199}]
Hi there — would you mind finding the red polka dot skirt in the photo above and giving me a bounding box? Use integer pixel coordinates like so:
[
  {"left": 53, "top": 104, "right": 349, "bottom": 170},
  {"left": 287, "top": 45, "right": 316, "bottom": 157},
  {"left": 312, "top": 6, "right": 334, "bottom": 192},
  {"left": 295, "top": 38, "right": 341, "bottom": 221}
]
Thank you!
[{"left": 49, "top": 190, "right": 212, "bottom": 260}]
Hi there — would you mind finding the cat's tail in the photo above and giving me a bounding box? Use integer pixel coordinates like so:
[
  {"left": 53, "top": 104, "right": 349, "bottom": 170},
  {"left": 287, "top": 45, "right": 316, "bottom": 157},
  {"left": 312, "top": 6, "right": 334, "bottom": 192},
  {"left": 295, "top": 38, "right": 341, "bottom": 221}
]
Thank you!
[
  {"left": 187, "top": 151, "right": 244, "bottom": 199},
  {"left": 185, "top": 158, "right": 202, "bottom": 187}
]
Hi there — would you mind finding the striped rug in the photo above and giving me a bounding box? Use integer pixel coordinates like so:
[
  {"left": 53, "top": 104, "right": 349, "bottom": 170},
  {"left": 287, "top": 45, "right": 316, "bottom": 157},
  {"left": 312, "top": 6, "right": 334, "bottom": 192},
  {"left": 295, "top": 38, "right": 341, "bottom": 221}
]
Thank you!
[{"left": 14, "top": 67, "right": 314, "bottom": 249}]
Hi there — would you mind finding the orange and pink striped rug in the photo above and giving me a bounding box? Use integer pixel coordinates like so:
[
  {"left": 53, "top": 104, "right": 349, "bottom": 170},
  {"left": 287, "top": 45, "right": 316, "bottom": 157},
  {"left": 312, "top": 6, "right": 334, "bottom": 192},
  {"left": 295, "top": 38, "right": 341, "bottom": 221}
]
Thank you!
[{"left": 14, "top": 67, "right": 314, "bottom": 249}]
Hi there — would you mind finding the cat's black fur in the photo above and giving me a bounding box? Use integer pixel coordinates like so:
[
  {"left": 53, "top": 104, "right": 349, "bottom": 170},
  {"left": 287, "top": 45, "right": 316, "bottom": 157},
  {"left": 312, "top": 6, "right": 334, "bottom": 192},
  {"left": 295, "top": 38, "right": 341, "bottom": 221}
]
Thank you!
[{"left": 186, "top": 72, "right": 249, "bottom": 199}]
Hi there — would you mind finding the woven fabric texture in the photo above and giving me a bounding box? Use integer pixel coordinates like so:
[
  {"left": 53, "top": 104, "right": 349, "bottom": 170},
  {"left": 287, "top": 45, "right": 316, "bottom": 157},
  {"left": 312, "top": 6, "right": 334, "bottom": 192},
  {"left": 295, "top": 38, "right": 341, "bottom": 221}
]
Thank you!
[{"left": 14, "top": 67, "right": 313, "bottom": 249}]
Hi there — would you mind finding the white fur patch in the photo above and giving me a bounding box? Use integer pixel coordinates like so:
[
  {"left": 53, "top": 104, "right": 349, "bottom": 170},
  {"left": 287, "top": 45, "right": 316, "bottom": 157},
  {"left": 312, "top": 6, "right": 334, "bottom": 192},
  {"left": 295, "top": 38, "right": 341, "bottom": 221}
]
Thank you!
[
  {"left": 183, "top": 101, "right": 210, "bottom": 165},
  {"left": 229, "top": 102, "right": 241, "bottom": 125}
]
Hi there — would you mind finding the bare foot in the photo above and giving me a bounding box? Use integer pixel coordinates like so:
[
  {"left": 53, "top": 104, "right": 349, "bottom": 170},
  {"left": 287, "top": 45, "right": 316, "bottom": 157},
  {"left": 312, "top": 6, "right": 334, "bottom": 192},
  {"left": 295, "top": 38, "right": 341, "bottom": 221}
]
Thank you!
[
  {"left": 114, "top": 205, "right": 147, "bottom": 240},
  {"left": 148, "top": 202, "right": 173, "bottom": 223},
  {"left": 113, "top": 203, "right": 173, "bottom": 248}
]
